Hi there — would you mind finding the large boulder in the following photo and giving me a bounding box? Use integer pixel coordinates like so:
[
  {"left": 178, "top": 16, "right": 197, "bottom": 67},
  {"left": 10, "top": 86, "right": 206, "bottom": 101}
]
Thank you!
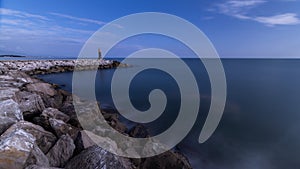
[
  {"left": 0, "top": 124, "right": 49, "bottom": 169},
  {"left": 26, "top": 83, "right": 64, "bottom": 109},
  {"left": 0, "top": 99, "right": 23, "bottom": 134},
  {"left": 46, "top": 134, "right": 75, "bottom": 167},
  {"left": 65, "top": 145, "right": 133, "bottom": 169},
  {"left": 16, "top": 91, "right": 46, "bottom": 119},
  {"left": 8, "top": 121, "right": 57, "bottom": 154},
  {"left": 0, "top": 99, "right": 23, "bottom": 120}
]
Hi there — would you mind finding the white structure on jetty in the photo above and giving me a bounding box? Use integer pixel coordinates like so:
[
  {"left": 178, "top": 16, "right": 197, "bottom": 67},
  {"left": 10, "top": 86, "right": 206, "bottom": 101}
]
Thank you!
[{"left": 98, "top": 48, "right": 102, "bottom": 60}]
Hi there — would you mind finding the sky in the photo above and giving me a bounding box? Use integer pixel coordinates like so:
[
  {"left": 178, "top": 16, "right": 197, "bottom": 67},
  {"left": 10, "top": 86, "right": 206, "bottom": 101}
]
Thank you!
[{"left": 0, "top": 0, "right": 300, "bottom": 58}]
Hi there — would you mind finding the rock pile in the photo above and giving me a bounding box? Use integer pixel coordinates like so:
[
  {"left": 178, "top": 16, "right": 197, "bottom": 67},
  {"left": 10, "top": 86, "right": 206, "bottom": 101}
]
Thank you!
[
  {"left": 0, "top": 59, "right": 123, "bottom": 75},
  {"left": 0, "top": 61, "right": 192, "bottom": 169}
]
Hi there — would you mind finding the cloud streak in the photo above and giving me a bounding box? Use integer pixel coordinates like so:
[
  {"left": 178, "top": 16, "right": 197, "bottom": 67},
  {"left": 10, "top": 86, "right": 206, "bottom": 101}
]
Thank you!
[
  {"left": 214, "top": 0, "right": 300, "bottom": 26},
  {"left": 49, "top": 12, "right": 106, "bottom": 25},
  {"left": 0, "top": 8, "right": 49, "bottom": 21}
]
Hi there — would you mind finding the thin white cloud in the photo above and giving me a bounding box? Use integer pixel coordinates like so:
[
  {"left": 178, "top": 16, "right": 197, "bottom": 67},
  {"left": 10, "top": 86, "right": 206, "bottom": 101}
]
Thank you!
[
  {"left": 213, "top": 0, "right": 300, "bottom": 26},
  {"left": 49, "top": 12, "right": 106, "bottom": 25},
  {"left": 227, "top": 0, "right": 266, "bottom": 7},
  {"left": 0, "top": 8, "right": 49, "bottom": 20},
  {"left": 254, "top": 13, "right": 300, "bottom": 25}
]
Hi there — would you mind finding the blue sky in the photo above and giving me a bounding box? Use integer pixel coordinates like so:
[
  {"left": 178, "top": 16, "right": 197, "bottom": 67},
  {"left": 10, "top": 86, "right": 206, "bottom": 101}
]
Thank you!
[{"left": 0, "top": 0, "right": 300, "bottom": 58}]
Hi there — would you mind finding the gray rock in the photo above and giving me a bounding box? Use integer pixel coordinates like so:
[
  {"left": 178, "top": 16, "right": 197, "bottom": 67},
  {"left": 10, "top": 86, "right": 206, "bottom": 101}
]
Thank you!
[
  {"left": 0, "top": 87, "right": 19, "bottom": 101},
  {"left": 0, "top": 124, "right": 49, "bottom": 169},
  {"left": 49, "top": 118, "right": 79, "bottom": 140},
  {"left": 42, "top": 108, "right": 70, "bottom": 122},
  {"left": 26, "top": 83, "right": 57, "bottom": 96},
  {"left": 0, "top": 116, "right": 16, "bottom": 135},
  {"left": 46, "top": 134, "right": 75, "bottom": 167},
  {"left": 26, "top": 144, "right": 50, "bottom": 167},
  {"left": 33, "top": 108, "right": 70, "bottom": 133},
  {"left": 9, "top": 121, "right": 57, "bottom": 154},
  {"left": 0, "top": 99, "right": 23, "bottom": 121},
  {"left": 65, "top": 145, "right": 133, "bottom": 169},
  {"left": 74, "top": 130, "right": 97, "bottom": 155},
  {"left": 16, "top": 91, "right": 46, "bottom": 119}
]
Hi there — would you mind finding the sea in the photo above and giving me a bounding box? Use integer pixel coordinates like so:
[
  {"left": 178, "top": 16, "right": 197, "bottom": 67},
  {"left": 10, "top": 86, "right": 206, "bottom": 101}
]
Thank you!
[{"left": 26, "top": 58, "right": 300, "bottom": 169}]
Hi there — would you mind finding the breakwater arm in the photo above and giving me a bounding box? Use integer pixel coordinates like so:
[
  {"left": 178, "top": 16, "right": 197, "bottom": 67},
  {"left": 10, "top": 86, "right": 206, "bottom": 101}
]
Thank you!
[{"left": 0, "top": 60, "right": 192, "bottom": 169}]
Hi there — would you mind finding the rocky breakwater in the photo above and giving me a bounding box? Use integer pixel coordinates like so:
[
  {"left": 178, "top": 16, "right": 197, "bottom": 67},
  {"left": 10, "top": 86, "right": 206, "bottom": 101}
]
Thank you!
[
  {"left": 0, "top": 61, "right": 192, "bottom": 169},
  {"left": 0, "top": 59, "right": 125, "bottom": 75}
]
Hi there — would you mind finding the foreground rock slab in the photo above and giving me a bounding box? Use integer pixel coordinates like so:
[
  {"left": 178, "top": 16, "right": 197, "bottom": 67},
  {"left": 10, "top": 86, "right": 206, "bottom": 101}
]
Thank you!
[
  {"left": 65, "top": 145, "right": 133, "bottom": 169},
  {"left": 0, "top": 123, "right": 49, "bottom": 169},
  {"left": 46, "top": 134, "right": 75, "bottom": 167}
]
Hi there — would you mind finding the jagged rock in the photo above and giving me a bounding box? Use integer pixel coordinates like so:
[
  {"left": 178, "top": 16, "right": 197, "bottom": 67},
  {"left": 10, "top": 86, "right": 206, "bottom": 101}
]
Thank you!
[
  {"left": 42, "top": 108, "right": 70, "bottom": 122},
  {"left": 26, "top": 83, "right": 57, "bottom": 96},
  {"left": 46, "top": 134, "right": 75, "bottom": 167},
  {"left": 74, "top": 130, "right": 96, "bottom": 155},
  {"left": 59, "top": 102, "right": 81, "bottom": 128},
  {"left": 65, "top": 145, "right": 133, "bottom": 169},
  {"left": 33, "top": 108, "right": 70, "bottom": 133},
  {"left": 0, "top": 99, "right": 23, "bottom": 134},
  {"left": 129, "top": 124, "right": 149, "bottom": 138},
  {"left": 8, "top": 121, "right": 57, "bottom": 154},
  {"left": 16, "top": 91, "right": 46, "bottom": 119},
  {"left": 26, "top": 144, "right": 50, "bottom": 167},
  {"left": 0, "top": 99, "right": 23, "bottom": 120},
  {"left": 0, "top": 125, "right": 49, "bottom": 169},
  {"left": 0, "top": 116, "right": 16, "bottom": 135},
  {"left": 41, "top": 93, "right": 64, "bottom": 109},
  {"left": 49, "top": 118, "right": 79, "bottom": 140},
  {"left": 140, "top": 151, "right": 192, "bottom": 169}
]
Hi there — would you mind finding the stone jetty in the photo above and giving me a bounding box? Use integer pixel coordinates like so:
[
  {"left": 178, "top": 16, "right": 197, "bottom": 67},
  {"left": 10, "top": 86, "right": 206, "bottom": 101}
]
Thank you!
[
  {"left": 0, "top": 60, "right": 192, "bottom": 169},
  {"left": 0, "top": 59, "right": 125, "bottom": 75}
]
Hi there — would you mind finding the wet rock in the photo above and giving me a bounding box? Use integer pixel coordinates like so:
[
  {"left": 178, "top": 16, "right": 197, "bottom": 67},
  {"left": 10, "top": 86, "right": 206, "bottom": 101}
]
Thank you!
[
  {"left": 9, "top": 121, "right": 57, "bottom": 154},
  {"left": 0, "top": 99, "right": 23, "bottom": 121},
  {"left": 46, "top": 134, "right": 75, "bottom": 167},
  {"left": 129, "top": 124, "right": 149, "bottom": 138},
  {"left": 49, "top": 118, "right": 79, "bottom": 140},
  {"left": 16, "top": 91, "right": 46, "bottom": 119},
  {"left": 65, "top": 145, "right": 133, "bottom": 169},
  {"left": 0, "top": 124, "right": 49, "bottom": 169}
]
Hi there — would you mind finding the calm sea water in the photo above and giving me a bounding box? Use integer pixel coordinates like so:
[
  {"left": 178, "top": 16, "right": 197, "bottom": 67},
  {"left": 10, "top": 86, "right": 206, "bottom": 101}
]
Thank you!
[{"left": 37, "top": 59, "right": 300, "bottom": 169}]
